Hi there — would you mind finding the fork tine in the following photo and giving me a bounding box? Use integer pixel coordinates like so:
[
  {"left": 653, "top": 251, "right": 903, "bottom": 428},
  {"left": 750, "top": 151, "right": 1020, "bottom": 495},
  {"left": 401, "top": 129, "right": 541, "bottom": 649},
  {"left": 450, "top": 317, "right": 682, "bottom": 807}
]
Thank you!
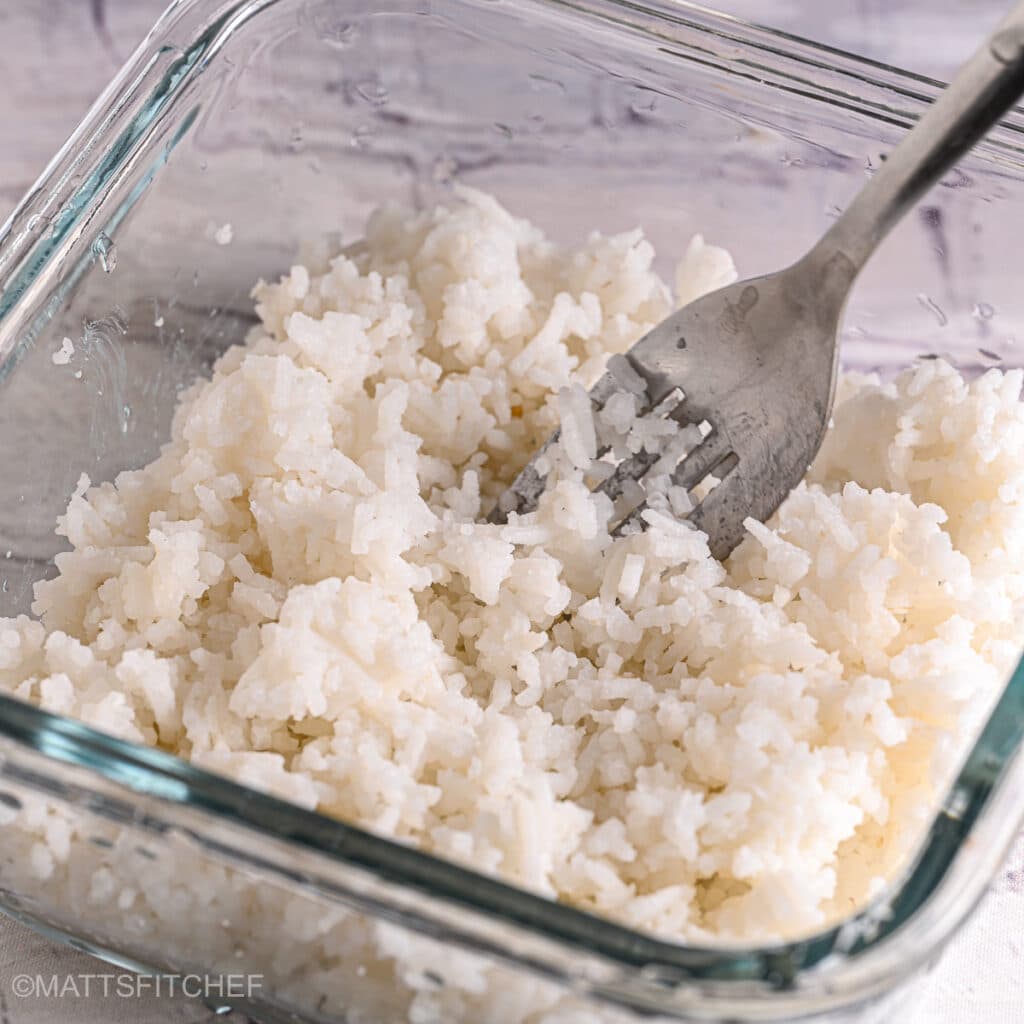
[
  {"left": 610, "top": 432, "right": 733, "bottom": 536},
  {"left": 671, "top": 431, "right": 733, "bottom": 492},
  {"left": 687, "top": 463, "right": 748, "bottom": 560},
  {"left": 489, "top": 431, "right": 559, "bottom": 520},
  {"left": 489, "top": 369, "right": 646, "bottom": 522},
  {"left": 594, "top": 386, "right": 689, "bottom": 501},
  {"left": 596, "top": 448, "right": 662, "bottom": 501}
]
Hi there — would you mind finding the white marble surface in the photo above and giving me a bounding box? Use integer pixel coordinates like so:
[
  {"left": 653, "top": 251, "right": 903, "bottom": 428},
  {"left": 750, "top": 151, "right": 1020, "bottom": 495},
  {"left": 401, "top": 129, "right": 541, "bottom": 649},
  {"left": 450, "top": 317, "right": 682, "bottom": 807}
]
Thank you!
[{"left": 0, "top": 1, "right": 1021, "bottom": 1022}]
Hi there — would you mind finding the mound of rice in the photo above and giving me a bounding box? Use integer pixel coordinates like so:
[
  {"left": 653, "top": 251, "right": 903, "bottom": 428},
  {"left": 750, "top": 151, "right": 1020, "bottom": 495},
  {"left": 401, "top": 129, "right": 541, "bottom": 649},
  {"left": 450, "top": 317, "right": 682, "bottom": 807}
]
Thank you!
[{"left": 1, "top": 188, "right": 1022, "bottom": 955}]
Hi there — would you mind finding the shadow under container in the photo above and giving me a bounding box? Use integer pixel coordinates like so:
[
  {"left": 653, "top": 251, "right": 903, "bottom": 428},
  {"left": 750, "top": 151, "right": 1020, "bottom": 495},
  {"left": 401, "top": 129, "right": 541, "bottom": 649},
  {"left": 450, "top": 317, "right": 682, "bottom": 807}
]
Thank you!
[{"left": 0, "top": 0, "right": 1023, "bottom": 1021}]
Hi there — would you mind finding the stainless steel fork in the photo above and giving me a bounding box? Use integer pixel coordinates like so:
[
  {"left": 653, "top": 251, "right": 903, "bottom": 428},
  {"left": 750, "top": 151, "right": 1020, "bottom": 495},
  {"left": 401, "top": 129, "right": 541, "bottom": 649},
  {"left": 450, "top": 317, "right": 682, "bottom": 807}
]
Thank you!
[{"left": 492, "top": 4, "right": 1024, "bottom": 559}]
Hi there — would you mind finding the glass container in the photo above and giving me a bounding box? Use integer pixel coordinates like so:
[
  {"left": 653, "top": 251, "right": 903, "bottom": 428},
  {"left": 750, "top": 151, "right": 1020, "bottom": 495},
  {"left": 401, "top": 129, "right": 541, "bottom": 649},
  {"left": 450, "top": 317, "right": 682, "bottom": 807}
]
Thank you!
[{"left": 0, "top": 1, "right": 1022, "bottom": 1021}]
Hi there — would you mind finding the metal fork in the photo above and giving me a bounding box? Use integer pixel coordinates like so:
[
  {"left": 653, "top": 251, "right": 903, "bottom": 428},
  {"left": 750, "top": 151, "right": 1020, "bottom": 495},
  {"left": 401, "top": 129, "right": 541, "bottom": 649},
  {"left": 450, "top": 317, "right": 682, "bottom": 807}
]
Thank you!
[{"left": 492, "top": 4, "right": 1024, "bottom": 560}]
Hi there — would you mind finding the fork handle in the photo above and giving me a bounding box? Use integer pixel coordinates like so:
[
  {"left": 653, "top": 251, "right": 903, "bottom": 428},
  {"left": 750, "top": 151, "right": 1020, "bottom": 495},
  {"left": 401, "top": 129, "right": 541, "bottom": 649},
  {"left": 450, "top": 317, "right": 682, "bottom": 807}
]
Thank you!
[{"left": 812, "top": 3, "right": 1024, "bottom": 272}]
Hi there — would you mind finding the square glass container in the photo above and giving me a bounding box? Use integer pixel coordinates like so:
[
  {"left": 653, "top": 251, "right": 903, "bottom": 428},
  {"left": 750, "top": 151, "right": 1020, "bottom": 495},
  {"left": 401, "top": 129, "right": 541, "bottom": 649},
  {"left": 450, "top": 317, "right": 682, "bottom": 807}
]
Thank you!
[{"left": 0, "top": 1, "right": 1023, "bottom": 1021}]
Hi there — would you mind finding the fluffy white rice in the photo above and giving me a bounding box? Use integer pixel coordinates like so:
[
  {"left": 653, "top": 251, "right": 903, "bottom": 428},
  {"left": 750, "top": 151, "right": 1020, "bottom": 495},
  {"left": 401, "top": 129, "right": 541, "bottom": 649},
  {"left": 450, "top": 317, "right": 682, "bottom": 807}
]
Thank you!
[{"left": 1, "top": 189, "right": 1022, "bottom": 1010}]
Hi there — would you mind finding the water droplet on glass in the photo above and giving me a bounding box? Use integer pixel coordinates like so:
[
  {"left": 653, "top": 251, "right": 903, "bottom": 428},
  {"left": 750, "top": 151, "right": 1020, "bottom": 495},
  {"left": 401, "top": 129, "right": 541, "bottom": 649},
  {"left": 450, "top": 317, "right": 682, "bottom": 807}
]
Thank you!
[
  {"left": 354, "top": 80, "right": 389, "bottom": 105},
  {"left": 2, "top": 581, "right": 8, "bottom": 594},
  {"left": 941, "top": 167, "right": 973, "bottom": 190},
  {"left": 26, "top": 214, "right": 42, "bottom": 231},
  {"left": 917, "top": 294, "right": 948, "bottom": 327},
  {"left": 973, "top": 302, "right": 995, "bottom": 320},
  {"left": 121, "top": 405, "right": 131, "bottom": 434},
  {"left": 978, "top": 347, "right": 1002, "bottom": 362},
  {"left": 321, "top": 20, "right": 358, "bottom": 49},
  {"left": 93, "top": 233, "right": 117, "bottom": 274},
  {"left": 211, "top": 1005, "right": 234, "bottom": 1016},
  {"left": 493, "top": 123, "right": 513, "bottom": 138},
  {"left": 4, "top": 551, "right": 11, "bottom": 559},
  {"left": 351, "top": 124, "right": 373, "bottom": 149},
  {"left": 825, "top": 204, "right": 843, "bottom": 220},
  {"left": 628, "top": 86, "right": 657, "bottom": 117},
  {"left": 780, "top": 153, "right": 805, "bottom": 167},
  {"left": 527, "top": 73, "right": 565, "bottom": 95}
]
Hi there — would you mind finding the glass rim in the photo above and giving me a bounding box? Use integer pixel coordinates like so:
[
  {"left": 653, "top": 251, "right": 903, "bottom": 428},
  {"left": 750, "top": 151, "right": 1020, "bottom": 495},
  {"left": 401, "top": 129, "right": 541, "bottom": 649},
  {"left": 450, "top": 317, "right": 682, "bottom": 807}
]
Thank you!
[{"left": 1, "top": 0, "right": 1023, "bottom": 1014}]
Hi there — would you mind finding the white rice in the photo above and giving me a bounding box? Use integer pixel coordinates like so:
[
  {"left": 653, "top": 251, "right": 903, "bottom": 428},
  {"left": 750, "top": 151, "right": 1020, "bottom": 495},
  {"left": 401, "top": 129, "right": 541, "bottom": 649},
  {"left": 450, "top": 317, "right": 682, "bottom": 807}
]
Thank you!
[
  {"left": 51, "top": 336, "right": 75, "bottom": 366},
  {"left": 1, "top": 188, "right": 1022, "bottom": 1018}
]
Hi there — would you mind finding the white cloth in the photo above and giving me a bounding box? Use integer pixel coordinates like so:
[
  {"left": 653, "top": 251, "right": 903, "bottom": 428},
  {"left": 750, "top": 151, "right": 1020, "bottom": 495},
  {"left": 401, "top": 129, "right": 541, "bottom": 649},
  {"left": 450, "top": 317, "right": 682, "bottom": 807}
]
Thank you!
[
  {"left": 0, "top": 917, "right": 248, "bottom": 1022},
  {"left": 908, "top": 832, "right": 1024, "bottom": 1024}
]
